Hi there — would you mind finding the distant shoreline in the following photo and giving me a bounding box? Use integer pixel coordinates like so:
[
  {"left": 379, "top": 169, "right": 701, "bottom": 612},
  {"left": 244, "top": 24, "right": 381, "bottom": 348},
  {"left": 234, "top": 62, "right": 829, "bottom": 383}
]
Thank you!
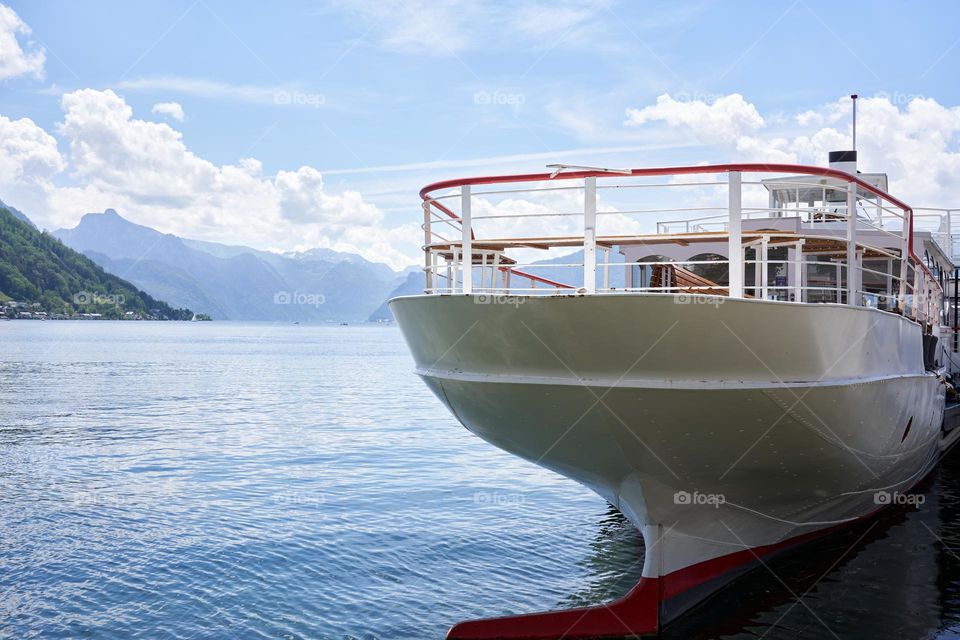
[
  {"left": 1, "top": 318, "right": 401, "bottom": 324},
  {"left": 1, "top": 317, "right": 209, "bottom": 321}
]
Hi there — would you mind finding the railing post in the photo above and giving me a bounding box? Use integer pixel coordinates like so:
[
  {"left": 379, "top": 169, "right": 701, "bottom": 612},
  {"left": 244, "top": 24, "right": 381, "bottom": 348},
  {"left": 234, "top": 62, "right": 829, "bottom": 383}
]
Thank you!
[
  {"left": 954, "top": 267, "right": 959, "bottom": 354},
  {"left": 898, "top": 209, "right": 909, "bottom": 312},
  {"left": 946, "top": 209, "right": 953, "bottom": 258},
  {"left": 451, "top": 247, "right": 459, "bottom": 292},
  {"left": 461, "top": 185, "right": 472, "bottom": 295},
  {"left": 951, "top": 209, "right": 958, "bottom": 259},
  {"left": 583, "top": 177, "right": 597, "bottom": 293},
  {"left": 728, "top": 171, "right": 743, "bottom": 298},
  {"left": 793, "top": 240, "right": 804, "bottom": 303},
  {"left": 479, "top": 252, "right": 487, "bottom": 290},
  {"left": 847, "top": 181, "right": 859, "bottom": 306},
  {"left": 920, "top": 276, "right": 927, "bottom": 324},
  {"left": 836, "top": 261, "right": 842, "bottom": 303},
  {"left": 913, "top": 265, "right": 921, "bottom": 321},
  {"left": 760, "top": 235, "right": 769, "bottom": 300},
  {"left": 602, "top": 246, "right": 610, "bottom": 290},
  {"left": 423, "top": 203, "right": 433, "bottom": 293}
]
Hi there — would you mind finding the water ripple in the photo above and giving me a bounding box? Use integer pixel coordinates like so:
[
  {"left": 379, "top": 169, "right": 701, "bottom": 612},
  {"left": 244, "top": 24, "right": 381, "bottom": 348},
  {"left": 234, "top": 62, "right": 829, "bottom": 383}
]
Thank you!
[{"left": 1, "top": 322, "right": 959, "bottom": 639}]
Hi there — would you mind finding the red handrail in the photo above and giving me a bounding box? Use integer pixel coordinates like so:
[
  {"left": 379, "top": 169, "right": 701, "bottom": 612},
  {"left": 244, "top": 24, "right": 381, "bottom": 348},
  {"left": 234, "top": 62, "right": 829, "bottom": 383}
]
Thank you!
[
  {"left": 420, "top": 162, "right": 942, "bottom": 295},
  {"left": 419, "top": 163, "right": 913, "bottom": 211}
]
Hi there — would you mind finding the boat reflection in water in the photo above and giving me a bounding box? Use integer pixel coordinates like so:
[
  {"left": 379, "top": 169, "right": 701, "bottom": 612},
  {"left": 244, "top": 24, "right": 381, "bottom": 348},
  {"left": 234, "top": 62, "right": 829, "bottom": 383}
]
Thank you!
[
  {"left": 558, "top": 506, "right": 646, "bottom": 611},
  {"left": 565, "top": 454, "right": 960, "bottom": 639}
]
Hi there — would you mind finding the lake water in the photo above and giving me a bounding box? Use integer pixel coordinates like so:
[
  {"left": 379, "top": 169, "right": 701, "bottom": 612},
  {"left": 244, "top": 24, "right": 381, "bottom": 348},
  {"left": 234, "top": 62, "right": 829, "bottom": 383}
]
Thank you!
[{"left": 1, "top": 322, "right": 959, "bottom": 639}]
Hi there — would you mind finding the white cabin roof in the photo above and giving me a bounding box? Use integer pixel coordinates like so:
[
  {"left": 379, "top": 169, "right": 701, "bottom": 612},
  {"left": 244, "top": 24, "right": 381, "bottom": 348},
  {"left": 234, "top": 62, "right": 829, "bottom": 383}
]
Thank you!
[{"left": 762, "top": 172, "right": 889, "bottom": 203}]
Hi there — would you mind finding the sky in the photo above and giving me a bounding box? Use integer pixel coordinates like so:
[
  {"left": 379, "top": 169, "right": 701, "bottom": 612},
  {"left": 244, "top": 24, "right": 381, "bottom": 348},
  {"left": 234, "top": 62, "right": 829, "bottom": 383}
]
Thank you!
[{"left": 1, "top": 0, "right": 960, "bottom": 269}]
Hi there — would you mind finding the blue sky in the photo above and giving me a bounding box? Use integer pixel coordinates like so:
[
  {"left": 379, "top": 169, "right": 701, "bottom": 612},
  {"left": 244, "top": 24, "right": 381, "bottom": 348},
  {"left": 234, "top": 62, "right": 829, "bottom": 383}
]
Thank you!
[{"left": 2, "top": 0, "right": 960, "bottom": 267}]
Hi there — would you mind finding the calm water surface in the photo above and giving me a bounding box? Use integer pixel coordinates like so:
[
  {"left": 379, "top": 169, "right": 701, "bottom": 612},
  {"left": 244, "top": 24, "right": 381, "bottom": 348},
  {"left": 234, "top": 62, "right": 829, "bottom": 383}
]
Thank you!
[{"left": 1, "top": 322, "right": 959, "bottom": 639}]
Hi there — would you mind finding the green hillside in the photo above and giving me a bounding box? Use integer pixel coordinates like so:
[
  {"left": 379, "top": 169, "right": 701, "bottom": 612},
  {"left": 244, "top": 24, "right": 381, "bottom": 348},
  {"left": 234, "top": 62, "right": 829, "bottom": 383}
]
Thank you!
[{"left": 0, "top": 207, "right": 198, "bottom": 320}]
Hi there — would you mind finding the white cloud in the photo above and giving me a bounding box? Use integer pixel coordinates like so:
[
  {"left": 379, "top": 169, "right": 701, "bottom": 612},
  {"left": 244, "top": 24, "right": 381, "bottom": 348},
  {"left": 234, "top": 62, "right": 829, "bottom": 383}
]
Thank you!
[
  {"left": 511, "top": 4, "right": 596, "bottom": 38},
  {"left": 0, "top": 114, "right": 64, "bottom": 189},
  {"left": 275, "top": 165, "right": 381, "bottom": 228},
  {"left": 336, "top": 0, "right": 609, "bottom": 55},
  {"left": 119, "top": 76, "right": 297, "bottom": 106},
  {"left": 507, "top": 1, "right": 607, "bottom": 46},
  {"left": 328, "top": 222, "right": 424, "bottom": 272},
  {"left": 7, "top": 88, "right": 960, "bottom": 275},
  {"left": 151, "top": 102, "right": 184, "bottom": 121},
  {"left": 6, "top": 89, "right": 416, "bottom": 269},
  {"left": 795, "top": 109, "right": 823, "bottom": 127},
  {"left": 320, "top": 142, "right": 700, "bottom": 177},
  {"left": 625, "top": 93, "right": 765, "bottom": 146},
  {"left": 329, "top": 0, "right": 474, "bottom": 55},
  {"left": 465, "top": 182, "right": 641, "bottom": 267},
  {"left": 57, "top": 89, "right": 223, "bottom": 206},
  {"left": 0, "top": 3, "right": 45, "bottom": 80},
  {"left": 622, "top": 92, "right": 960, "bottom": 208}
]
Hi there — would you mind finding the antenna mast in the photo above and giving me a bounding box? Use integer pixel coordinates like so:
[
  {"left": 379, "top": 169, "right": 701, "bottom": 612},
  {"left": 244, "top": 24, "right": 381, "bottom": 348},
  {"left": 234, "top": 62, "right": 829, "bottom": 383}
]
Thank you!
[{"left": 851, "top": 94, "right": 858, "bottom": 150}]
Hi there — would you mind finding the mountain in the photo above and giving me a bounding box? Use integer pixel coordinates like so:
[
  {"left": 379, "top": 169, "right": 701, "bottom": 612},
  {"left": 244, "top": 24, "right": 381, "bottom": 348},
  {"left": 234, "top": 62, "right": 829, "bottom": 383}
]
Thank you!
[
  {"left": 284, "top": 247, "right": 398, "bottom": 282},
  {"left": 54, "top": 210, "right": 409, "bottom": 322},
  {"left": 52, "top": 211, "right": 627, "bottom": 323},
  {"left": 0, "top": 199, "right": 36, "bottom": 229},
  {"left": 367, "top": 248, "right": 629, "bottom": 321},
  {"left": 518, "top": 248, "right": 627, "bottom": 289},
  {"left": 368, "top": 269, "right": 424, "bottom": 321},
  {"left": 0, "top": 206, "right": 194, "bottom": 319}
]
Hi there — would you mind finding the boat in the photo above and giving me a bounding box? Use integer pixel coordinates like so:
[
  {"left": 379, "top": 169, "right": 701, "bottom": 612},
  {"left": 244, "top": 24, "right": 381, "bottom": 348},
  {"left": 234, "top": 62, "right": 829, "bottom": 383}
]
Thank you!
[{"left": 390, "top": 138, "right": 960, "bottom": 637}]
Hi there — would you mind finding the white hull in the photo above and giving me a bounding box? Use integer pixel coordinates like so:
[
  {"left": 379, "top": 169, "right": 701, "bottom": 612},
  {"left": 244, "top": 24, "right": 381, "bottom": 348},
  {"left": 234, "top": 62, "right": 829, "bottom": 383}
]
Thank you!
[{"left": 391, "top": 293, "right": 945, "bottom": 635}]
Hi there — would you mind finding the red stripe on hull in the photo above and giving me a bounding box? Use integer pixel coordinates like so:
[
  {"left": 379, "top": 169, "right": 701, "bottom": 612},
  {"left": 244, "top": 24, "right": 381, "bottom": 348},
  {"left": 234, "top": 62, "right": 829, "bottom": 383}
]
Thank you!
[
  {"left": 445, "top": 496, "right": 930, "bottom": 639},
  {"left": 445, "top": 530, "right": 830, "bottom": 640},
  {"left": 660, "top": 523, "right": 834, "bottom": 601},
  {"left": 446, "top": 577, "right": 660, "bottom": 639}
]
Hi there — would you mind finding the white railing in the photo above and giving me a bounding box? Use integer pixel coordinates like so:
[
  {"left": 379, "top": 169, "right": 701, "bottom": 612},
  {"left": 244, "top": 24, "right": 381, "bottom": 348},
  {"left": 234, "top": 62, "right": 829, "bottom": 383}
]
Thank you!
[
  {"left": 418, "top": 164, "right": 944, "bottom": 327},
  {"left": 913, "top": 208, "right": 960, "bottom": 261}
]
